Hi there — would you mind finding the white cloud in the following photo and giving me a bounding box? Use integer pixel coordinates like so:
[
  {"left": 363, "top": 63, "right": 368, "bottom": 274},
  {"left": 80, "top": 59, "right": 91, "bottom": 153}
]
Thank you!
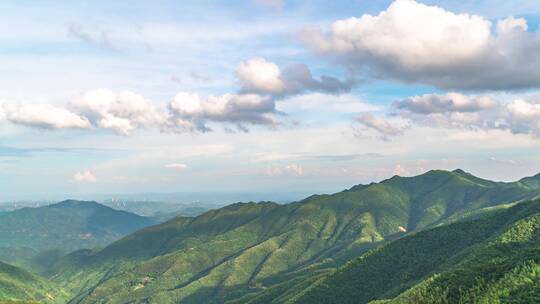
[
  {"left": 489, "top": 156, "right": 518, "bottom": 165},
  {"left": 236, "top": 57, "right": 353, "bottom": 97},
  {"left": 71, "top": 88, "right": 166, "bottom": 135},
  {"left": 355, "top": 113, "right": 406, "bottom": 140},
  {"left": 0, "top": 101, "right": 91, "bottom": 130},
  {"left": 73, "top": 170, "right": 97, "bottom": 183},
  {"left": 168, "top": 92, "right": 277, "bottom": 132},
  {"left": 395, "top": 93, "right": 497, "bottom": 114},
  {"left": 505, "top": 98, "right": 540, "bottom": 136},
  {"left": 236, "top": 58, "right": 285, "bottom": 94},
  {"left": 301, "top": 0, "right": 540, "bottom": 90},
  {"left": 2, "top": 52, "right": 358, "bottom": 136},
  {"left": 164, "top": 163, "right": 188, "bottom": 170},
  {"left": 390, "top": 92, "right": 540, "bottom": 138}
]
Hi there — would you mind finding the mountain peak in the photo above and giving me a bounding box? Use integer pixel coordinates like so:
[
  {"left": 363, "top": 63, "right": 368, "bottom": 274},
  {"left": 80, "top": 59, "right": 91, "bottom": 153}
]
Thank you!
[
  {"left": 49, "top": 199, "right": 110, "bottom": 210},
  {"left": 52, "top": 200, "right": 105, "bottom": 209},
  {"left": 452, "top": 169, "right": 467, "bottom": 174}
]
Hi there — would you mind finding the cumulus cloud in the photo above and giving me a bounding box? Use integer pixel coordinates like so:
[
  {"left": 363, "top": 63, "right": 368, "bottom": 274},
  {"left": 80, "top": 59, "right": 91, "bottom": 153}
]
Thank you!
[
  {"left": 389, "top": 92, "right": 540, "bottom": 138},
  {"left": 236, "top": 58, "right": 285, "bottom": 94},
  {"left": 1, "top": 57, "right": 355, "bottom": 135},
  {"left": 71, "top": 89, "right": 166, "bottom": 135},
  {"left": 355, "top": 113, "right": 405, "bottom": 140},
  {"left": 236, "top": 57, "right": 353, "bottom": 97},
  {"left": 73, "top": 170, "right": 97, "bottom": 183},
  {"left": 167, "top": 92, "right": 277, "bottom": 132},
  {"left": 301, "top": 0, "right": 540, "bottom": 90},
  {"left": 504, "top": 98, "right": 540, "bottom": 136},
  {"left": 0, "top": 101, "right": 91, "bottom": 130},
  {"left": 1, "top": 89, "right": 275, "bottom": 135},
  {"left": 395, "top": 93, "right": 497, "bottom": 114}
]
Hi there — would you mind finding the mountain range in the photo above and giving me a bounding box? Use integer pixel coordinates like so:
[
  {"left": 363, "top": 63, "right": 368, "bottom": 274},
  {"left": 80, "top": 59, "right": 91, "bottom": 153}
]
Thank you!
[{"left": 2, "top": 169, "right": 540, "bottom": 303}]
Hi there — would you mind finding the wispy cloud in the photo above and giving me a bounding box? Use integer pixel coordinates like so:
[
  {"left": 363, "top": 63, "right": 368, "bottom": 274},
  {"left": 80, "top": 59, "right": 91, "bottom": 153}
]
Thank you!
[
  {"left": 68, "top": 24, "right": 118, "bottom": 50},
  {"left": 354, "top": 113, "right": 407, "bottom": 140},
  {"left": 164, "top": 163, "right": 188, "bottom": 170}
]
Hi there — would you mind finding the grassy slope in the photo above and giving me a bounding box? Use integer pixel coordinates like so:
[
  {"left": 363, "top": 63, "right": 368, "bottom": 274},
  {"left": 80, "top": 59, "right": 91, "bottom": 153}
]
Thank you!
[
  {"left": 292, "top": 198, "right": 540, "bottom": 304},
  {"left": 0, "top": 261, "right": 69, "bottom": 304},
  {"left": 54, "top": 170, "right": 540, "bottom": 303}
]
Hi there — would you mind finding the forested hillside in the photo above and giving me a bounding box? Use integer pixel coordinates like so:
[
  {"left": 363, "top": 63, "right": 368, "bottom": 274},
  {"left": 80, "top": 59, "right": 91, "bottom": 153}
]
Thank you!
[
  {"left": 0, "top": 200, "right": 155, "bottom": 271},
  {"left": 293, "top": 198, "right": 540, "bottom": 304},
  {"left": 48, "top": 170, "right": 540, "bottom": 303},
  {"left": 0, "top": 261, "right": 68, "bottom": 304}
]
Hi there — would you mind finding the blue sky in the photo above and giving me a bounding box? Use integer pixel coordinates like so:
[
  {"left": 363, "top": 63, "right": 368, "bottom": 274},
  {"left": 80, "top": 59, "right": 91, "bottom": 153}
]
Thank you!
[{"left": 2, "top": 0, "right": 540, "bottom": 200}]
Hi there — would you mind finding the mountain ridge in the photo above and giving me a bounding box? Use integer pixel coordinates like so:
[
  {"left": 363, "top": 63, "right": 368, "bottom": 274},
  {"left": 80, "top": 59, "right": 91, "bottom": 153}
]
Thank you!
[
  {"left": 291, "top": 198, "right": 540, "bottom": 304},
  {"left": 48, "top": 169, "right": 540, "bottom": 304}
]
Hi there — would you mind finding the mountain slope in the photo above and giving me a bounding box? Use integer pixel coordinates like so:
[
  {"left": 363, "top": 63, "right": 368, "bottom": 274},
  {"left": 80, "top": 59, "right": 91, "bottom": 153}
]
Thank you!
[
  {"left": 0, "top": 200, "right": 155, "bottom": 270},
  {"left": 52, "top": 170, "right": 540, "bottom": 303},
  {"left": 0, "top": 261, "right": 68, "bottom": 303},
  {"left": 292, "top": 198, "right": 540, "bottom": 304}
]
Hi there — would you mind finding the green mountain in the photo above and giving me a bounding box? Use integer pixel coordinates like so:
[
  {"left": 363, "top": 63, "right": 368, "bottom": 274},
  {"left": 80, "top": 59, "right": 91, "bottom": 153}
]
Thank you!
[
  {"left": 0, "top": 261, "right": 68, "bottom": 304},
  {"left": 49, "top": 169, "right": 540, "bottom": 303},
  {"left": 292, "top": 197, "right": 540, "bottom": 304},
  {"left": 0, "top": 200, "right": 155, "bottom": 271}
]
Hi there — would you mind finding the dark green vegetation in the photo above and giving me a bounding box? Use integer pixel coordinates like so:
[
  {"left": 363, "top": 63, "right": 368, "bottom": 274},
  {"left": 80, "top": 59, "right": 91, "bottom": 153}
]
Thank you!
[
  {"left": 3, "top": 169, "right": 540, "bottom": 303},
  {"left": 293, "top": 198, "right": 540, "bottom": 304},
  {"left": 0, "top": 200, "right": 155, "bottom": 271},
  {"left": 43, "top": 169, "right": 540, "bottom": 303},
  {"left": 0, "top": 261, "right": 68, "bottom": 304}
]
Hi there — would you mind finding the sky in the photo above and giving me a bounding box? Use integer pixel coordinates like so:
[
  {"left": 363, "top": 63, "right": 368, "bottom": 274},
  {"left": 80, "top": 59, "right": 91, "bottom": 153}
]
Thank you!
[{"left": 2, "top": 0, "right": 540, "bottom": 200}]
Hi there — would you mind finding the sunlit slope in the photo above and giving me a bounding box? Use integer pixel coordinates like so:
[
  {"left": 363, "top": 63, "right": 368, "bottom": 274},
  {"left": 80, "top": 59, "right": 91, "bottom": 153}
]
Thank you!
[
  {"left": 53, "top": 170, "right": 540, "bottom": 303},
  {"left": 293, "top": 198, "right": 540, "bottom": 304},
  {"left": 0, "top": 261, "right": 68, "bottom": 304}
]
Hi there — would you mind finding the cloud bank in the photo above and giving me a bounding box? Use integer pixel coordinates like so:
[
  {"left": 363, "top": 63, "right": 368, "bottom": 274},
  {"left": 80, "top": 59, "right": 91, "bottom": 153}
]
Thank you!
[
  {"left": 0, "top": 57, "right": 353, "bottom": 135},
  {"left": 0, "top": 102, "right": 91, "bottom": 130},
  {"left": 356, "top": 93, "right": 540, "bottom": 139},
  {"left": 301, "top": 0, "right": 540, "bottom": 90}
]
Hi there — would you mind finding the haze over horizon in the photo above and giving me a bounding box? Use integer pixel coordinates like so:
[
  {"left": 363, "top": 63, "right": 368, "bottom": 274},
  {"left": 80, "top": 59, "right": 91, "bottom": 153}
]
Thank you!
[
  {"left": 2, "top": 168, "right": 539, "bottom": 202},
  {"left": 2, "top": 0, "right": 540, "bottom": 198}
]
